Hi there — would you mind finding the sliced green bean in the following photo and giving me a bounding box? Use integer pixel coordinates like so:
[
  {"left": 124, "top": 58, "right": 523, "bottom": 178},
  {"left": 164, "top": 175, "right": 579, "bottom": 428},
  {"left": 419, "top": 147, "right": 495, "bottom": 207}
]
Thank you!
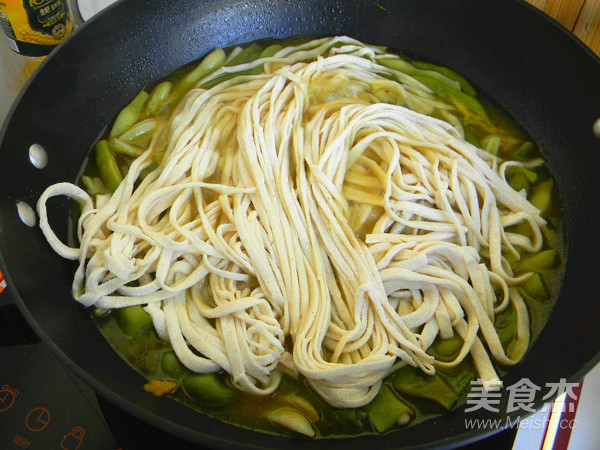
[
  {"left": 377, "top": 57, "right": 418, "bottom": 76},
  {"left": 177, "top": 47, "right": 227, "bottom": 94},
  {"left": 514, "top": 141, "right": 539, "bottom": 159},
  {"left": 118, "top": 118, "right": 158, "bottom": 144},
  {"left": 413, "top": 75, "right": 489, "bottom": 122},
  {"left": 336, "top": 408, "right": 364, "bottom": 429},
  {"left": 115, "top": 305, "right": 152, "bottom": 337},
  {"left": 501, "top": 136, "right": 522, "bottom": 154},
  {"left": 437, "top": 359, "right": 476, "bottom": 396},
  {"left": 212, "top": 43, "right": 265, "bottom": 78},
  {"left": 223, "top": 46, "right": 243, "bottom": 65},
  {"left": 508, "top": 170, "right": 530, "bottom": 193},
  {"left": 225, "top": 42, "right": 263, "bottom": 66},
  {"left": 81, "top": 175, "right": 108, "bottom": 196},
  {"left": 507, "top": 221, "right": 534, "bottom": 240},
  {"left": 109, "top": 89, "right": 150, "bottom": 139},
  {"left": 412, "top": 60, "right": 477, "bottom": 95},
  {"left": 89, "top": 306, "right": 110, "bottom": 318},
  {"left": 506, "top": 165, "right": 538, "bottom": 184},
  {"left": 529, "top": 178, "right": 554, "bottom": 217},
  {"left": 109, "top": 138, "right": 145, "bottom": 158},
  {"left": 152, "top": 151, "right": 166, "bottom": 164},
  {"left": 146, "top": 81, "right": 172, "bottom": 116},
  {"left": 463, "top": 124, "right": 481, "bottom": 147},
  {"left": 139, "top": 163, "right": 157, "bottom": 181},
  {"left": 495, "top": 305, "right": 517, "bottom": 350},
  {"left": 519, "top": 249, "right": 559, "bottom": 272},
  {"left": 197, "top": 45, "right": 270, "bottom": 90},
  {"left": 364, "top": 384, "right": 413, "bottom": 432},
  {"left": 95, "top": 140, "right": 123, "bottom": 192},
  {"left": 503, "top": 250, "right": 520, "bottom": 268},
  {"left": 428, "top": 335, "right": 463, "bottom": 361},
  {"left": 390, "top": 366, "right": 459, "bottom": 410},
  {"left": 200, "top": 70, "right": 254, "bottom": 89},
  {"left": 378, "top": 57, "right": 474, "bottom": 93},
  {"left": 259, "top": 43, "right": 283, "bottom": 58},
  {"left": 182, "top": 373, "right": 237, "bottom": 406},
  {"left": 522, "top": 272, "right": 550, "bottom": 301},
  {"left": 482, "top": 135, "right": 501, "bottom": 155},
  {"left": 160, "top": 350, "right": 187, "bottom": 378}
]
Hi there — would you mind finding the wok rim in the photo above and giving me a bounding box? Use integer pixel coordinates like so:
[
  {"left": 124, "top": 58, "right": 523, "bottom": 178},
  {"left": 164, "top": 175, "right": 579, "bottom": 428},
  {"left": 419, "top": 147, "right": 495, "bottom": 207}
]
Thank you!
[{"left": 1, "top": 0, "right": 600, "bottom": 448}]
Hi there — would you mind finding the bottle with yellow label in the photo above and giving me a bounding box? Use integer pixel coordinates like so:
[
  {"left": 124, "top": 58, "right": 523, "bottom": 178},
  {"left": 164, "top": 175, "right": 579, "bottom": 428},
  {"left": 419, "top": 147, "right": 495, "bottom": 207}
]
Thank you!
[{"left": 0, "top": 0, "right": 74, "bottom": 56}]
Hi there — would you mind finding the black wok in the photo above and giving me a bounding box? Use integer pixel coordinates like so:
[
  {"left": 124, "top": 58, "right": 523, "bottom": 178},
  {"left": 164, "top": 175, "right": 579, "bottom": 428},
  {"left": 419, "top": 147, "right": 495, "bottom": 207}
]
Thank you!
[{"left": 1, "top": 0, "right": 599, "bottom": 448}]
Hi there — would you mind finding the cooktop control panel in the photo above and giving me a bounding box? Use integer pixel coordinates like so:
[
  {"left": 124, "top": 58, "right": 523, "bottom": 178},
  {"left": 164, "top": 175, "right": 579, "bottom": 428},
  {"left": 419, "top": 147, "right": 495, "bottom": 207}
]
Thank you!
[{"left": 0, "top": 290, "right": 118, "bottom": 450}]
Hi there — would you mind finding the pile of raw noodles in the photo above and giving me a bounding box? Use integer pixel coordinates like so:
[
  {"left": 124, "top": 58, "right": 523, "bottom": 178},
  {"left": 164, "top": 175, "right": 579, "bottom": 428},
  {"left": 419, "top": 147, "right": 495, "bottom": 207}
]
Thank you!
[{"left": 38, "top": 37, "right": 545, "bottom": 408}]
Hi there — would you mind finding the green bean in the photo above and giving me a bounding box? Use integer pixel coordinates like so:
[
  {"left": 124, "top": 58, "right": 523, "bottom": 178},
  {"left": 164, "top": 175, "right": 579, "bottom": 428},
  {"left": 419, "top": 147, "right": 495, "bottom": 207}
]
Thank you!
[
  {"left": 379, "top": 57, "right": 475, "bottom": 93},
  {"left": 176, "top": 47, "right": 227, "bottom": 94},
  {"left": 197, "top": 44, "right": 267, "bottom": 91},
  {"left": 514, "top": 141, "right": 538, "bottom": 159},
  {"left": 482, "top": 135, "right": 501, "bottom": 155},
  {"left": 109, "top": 138, "right": 145, "bottom": 158},
  {"left": 95, "top": 140, "right": 123, "bottom": 192},
  {"left": 115, "top": 305, "right": 152, "bottom": 337},
  {"left": 377, "top": 57, "right": 418, "bottom": 76},
  {"left": 529, "top": 178, "right": 553, "bottom": 217},
  {"left": 412, "top": 60, "right": 477, "bottom": 95},
  {"left": 519, "top": 249, "right": 559, "bottom": 272},
  {"left": 390, "top": 366, "right": 459, "bottom": 410},
  {"left": 259, "top": 43, "right": 283, "bottom": 58},
  {"left": 223, "top": 46, "right": 243, "bottom": 65},
  {"left": 437, "top": 360, "right": 476, "bottom": 396},
  {"left": 503, "top": 251, "right": 520, "bottom": 268},
  {"left": 89, "top": 306, "right": 110, "bottom": 318},
  {"left": 160, "top": 350, "right": 187, "bottom": 378},
  {"left": 495, "top": 305, "right": 517, "bottom": 350},
  {"left": 412, "top": 75, "right": 489, "bottom": 121},
  {"left": 118, "top": 118, "right": 158, "bottom": 144},
  {"left": 463, "top": 124, "right": 481, "bottom": 147},
  {"left": 152, "top": 151, "right": 166, "bottom": 164},
  {"left": 507, "top": 221, "right": 534, "bottom": 241},
  {"left": 522, "top": 272, "right": 550, "bottom": 301},
  {"left": 211, "top": 43, "right": 266, "bottom": 79},
  {"left": 336, "top": 408, "right": 364, "bottom": 429},
  {"left": 138, "top": 163, "right": 157, "bottom": 181},
  {"left": 145, "top": 81, "right": 172, "bottom": 116},
  {"left": 364, "top": 384, "right": 413, "bottom": 432},
  {"left": 109, "top": 89, "right": 150, "bottom": 139},
  {"left": 81, "top": 175, "right": 108, "bottom": 196},
  {"left": 243, "top": 43, "right": 285, "bottom": 77},
  {"left": 182, "top": 373, "right": 237, "bottom": 406},
  {"left": 502, "top": 136, "right": 522, "bottom": 154},
  {"left": 428, "top": 335, "right": 463, "bottom": 361},
  {"left": 372, "top": 390, "right": 412, "bottom": 429},
  {"left": 506, "top": 165, "right": 538, "bottom": 184},
  {"left": 225, "top": 42, "right": 263, "bottom": 66},
  {"left": 508, "top": 170, "right": 530, "bottom": 193},
  {"left": 200, "top": 74, "right": 231, "bottom": 89},
  {"left": 200, "top": 68, "right": 258, "bottom": 89}
]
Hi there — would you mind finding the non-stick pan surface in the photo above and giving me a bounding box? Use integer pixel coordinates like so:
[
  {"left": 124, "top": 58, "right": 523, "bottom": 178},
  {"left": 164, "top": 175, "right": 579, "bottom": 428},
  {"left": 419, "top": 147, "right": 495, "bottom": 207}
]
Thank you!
[{"left": 1, "top": 0, "right": 600, "bottom": 448}]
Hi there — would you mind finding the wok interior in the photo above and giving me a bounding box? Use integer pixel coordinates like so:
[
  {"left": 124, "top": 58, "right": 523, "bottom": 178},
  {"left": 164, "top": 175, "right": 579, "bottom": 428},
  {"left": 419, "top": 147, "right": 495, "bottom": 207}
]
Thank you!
[{"left": 1, "top": 0, "right": 600, "bottom": 448}]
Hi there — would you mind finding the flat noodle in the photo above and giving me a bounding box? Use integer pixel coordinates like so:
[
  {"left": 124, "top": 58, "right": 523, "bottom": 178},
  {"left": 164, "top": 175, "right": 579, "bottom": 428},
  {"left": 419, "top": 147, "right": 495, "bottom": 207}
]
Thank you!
[{"left": 37, "top": 37, "right": 545, "bottom": 408}]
